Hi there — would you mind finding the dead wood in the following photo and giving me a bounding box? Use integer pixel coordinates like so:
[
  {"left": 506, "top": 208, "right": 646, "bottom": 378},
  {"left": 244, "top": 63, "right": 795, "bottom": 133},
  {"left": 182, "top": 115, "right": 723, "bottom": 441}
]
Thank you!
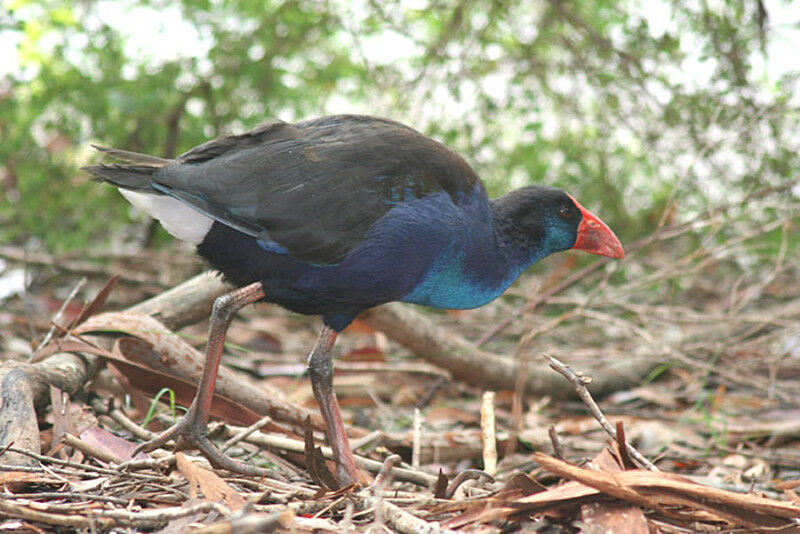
[
  {"left": 359, "top": 302, "right": 658, "bottom": 399},
  {"left": 369, "top": 498, "right": 456, "bottom": 534},
  {"left": 0, "top": 366, "right": 40, "bottom": 466},
  {"left": 73, "top": 312, "right": 333, "bottom": 437},
  {"left": 130, "top": 270, "right": 228, "bottom": 329},
  {"left": 0, "top": 272, "right": 320, "bottom": 466},
  {"left": 126, "top": 271, "right": 660, "bottom": 399}
]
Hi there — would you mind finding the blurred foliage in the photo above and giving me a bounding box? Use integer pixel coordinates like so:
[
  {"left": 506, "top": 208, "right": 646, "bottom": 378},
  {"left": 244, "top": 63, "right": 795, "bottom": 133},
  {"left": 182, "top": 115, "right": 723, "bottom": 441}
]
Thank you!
[{"left": 0, "top": 0, "right": 797, "bottom": 253}]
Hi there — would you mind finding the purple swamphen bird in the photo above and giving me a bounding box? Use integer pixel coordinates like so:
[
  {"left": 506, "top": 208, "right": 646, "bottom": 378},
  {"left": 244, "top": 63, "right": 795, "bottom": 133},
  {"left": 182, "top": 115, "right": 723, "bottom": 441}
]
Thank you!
[{"left": 85, "top": 115, "right": 624, "bottom": 485}]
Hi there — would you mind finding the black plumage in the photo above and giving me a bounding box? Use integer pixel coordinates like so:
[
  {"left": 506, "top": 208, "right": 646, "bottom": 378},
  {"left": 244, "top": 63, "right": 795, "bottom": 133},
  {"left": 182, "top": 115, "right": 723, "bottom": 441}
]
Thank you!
[{"left": 92, "top": 115, "right": 480, "bottom": 265}]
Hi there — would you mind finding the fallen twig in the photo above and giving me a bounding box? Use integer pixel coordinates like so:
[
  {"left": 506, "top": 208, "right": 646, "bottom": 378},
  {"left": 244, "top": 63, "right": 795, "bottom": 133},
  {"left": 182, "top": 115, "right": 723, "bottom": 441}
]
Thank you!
[
  {"left": 444, "top": 470, "right": 495, "bottom": 499},
  {"left": 62, "top": 432, "right": 124, "bottom": 464},
  {"left": 545, "top": 354, "right": 657, "bottom": 471},
  {"left": 29, "top": 276, "right": 87, "bottom": 361},
  {"left": 376, "top": 499, "right": 458, "bottom": 534},
  {"left": 480, "top": 391, "right": 497, "bottom": 476},
  {"left": 212, "top": 423, "right": 438, "bottom": 487},
  {"left": 548, "top": 425, "right": 564, "bottom": 460},
  {"left": 221, "top": 416, "right": 273, "bottom": 452}
]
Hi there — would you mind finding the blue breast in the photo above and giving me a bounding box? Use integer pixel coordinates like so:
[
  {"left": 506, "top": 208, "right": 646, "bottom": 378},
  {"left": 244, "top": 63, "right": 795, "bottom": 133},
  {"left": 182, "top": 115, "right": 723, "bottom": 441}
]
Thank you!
[
  {"left": 397, "top": 189, "right": 516, "bottom": 309},
  {"left": 401, "top": 250, "right": 510, "bottom": 309}
]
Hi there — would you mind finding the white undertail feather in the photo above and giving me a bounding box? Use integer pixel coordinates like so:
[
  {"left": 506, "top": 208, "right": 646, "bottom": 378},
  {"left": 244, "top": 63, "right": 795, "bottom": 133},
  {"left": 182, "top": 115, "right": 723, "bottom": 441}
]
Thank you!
[{"left": 119, "top": 190, "right": 213, "bottom": 245}]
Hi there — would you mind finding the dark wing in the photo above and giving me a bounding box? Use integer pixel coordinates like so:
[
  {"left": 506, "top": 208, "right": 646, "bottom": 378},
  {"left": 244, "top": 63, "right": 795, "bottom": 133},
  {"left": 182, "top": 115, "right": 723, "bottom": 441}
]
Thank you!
[{"left": 151, "top": 115, "right": 484, "bottom": 264}]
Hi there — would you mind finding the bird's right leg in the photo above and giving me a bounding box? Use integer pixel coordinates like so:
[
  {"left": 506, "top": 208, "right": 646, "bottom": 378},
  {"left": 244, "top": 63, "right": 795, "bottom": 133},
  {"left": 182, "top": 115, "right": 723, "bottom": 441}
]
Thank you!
[{"left": 307, "top": 326, "right": 367, "bottom": 486}]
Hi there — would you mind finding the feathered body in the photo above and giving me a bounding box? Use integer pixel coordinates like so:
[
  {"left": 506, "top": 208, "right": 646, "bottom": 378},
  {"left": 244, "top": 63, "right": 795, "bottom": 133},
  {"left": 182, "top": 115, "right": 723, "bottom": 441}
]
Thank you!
[{"left": 85, "top": 115, "right": 621, "bottom": 331}]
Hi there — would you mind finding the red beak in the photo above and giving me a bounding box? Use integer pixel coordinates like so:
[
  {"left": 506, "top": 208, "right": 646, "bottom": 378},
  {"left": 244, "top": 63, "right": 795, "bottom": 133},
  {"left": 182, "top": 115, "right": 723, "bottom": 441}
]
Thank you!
[{"left": 569, "top": 195, "right": 625, "bottom": 259}]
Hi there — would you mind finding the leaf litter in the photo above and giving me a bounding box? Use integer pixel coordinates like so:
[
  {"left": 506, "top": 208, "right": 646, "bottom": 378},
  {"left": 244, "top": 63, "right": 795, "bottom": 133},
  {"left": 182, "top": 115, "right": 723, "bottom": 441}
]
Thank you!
[{"left": 0, "top": 188, "right": 799, "bottom": 532}]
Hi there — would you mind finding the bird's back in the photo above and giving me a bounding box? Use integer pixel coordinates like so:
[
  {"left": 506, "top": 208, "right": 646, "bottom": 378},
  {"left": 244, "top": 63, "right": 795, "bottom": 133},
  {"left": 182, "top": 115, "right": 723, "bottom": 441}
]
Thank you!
[{"left": 153, "top": 115, "right": 483, "bottom": 264}]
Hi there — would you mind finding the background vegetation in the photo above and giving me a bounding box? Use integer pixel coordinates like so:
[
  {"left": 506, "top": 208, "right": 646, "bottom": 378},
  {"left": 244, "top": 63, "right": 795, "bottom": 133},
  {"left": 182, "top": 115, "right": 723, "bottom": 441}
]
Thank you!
[{"left": 2, "top": 0, "right": 797, "bottom": 255}]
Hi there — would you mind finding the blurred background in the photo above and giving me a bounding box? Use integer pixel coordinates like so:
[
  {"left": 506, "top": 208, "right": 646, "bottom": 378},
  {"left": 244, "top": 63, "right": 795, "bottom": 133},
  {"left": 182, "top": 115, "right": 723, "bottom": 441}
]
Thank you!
[{"left": 1, "top": 0, "right": 797, "bottom": 255}]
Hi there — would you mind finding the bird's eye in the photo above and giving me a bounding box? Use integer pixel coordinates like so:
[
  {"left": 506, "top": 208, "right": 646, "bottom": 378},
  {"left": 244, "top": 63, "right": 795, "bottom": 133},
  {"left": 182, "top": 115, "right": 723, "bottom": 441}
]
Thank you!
[{"left": 559, "top": 205, "right": 571, "bottom": 219}]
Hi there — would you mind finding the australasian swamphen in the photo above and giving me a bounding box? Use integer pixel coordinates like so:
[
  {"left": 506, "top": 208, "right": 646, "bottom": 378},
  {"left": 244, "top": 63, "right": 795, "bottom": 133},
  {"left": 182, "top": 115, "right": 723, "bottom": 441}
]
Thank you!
[{"left": 84, "top": 114, "right": 624, "bottom": 485}]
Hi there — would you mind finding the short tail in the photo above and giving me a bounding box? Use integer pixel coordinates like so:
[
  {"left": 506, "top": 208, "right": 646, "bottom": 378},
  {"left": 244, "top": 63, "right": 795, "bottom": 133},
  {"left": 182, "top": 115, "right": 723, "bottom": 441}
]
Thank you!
[
  {"left": 81, "top": 145, "right": 172, "bottom": 191},
  {"left": 83, "top": 145, "right": 213, "bottom": 245}
]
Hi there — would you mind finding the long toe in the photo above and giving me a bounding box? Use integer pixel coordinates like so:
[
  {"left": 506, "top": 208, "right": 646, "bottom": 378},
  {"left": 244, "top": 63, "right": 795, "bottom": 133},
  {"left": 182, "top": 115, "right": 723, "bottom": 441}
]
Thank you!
[
  {"left": 132, "top": 416, "right": 198, "bottom": 456},
  {"left": 134, "top": 415, "right": 275, "bottom": 478},
  {"left": 192, "top": 434, "right": 276, "bottom": 478}
]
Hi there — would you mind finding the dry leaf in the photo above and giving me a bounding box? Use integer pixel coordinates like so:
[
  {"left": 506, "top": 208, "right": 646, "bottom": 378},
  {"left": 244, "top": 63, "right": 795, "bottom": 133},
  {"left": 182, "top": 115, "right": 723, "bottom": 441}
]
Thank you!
[
  {"left": 68, "top": 275, "right": 120, "bottom": 330},
  {"left": 0, "top": 472, "right": 60, "bottom": 492},
  {"left": 79, "top": 426, "right": 147, "bottom": 462},
  {"left": 175, "top": 452, "right": 246, "bottom": 512},
  {"left": 303, "top": 416, "right": 339, "bottom": 491}
]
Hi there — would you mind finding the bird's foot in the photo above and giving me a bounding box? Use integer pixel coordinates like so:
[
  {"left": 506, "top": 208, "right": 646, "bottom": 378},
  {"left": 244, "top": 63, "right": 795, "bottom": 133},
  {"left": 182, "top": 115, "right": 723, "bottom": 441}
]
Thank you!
[
  {"left": 133, "top": 412, "right": 272, "bottom": 477},
  {"left": 333, "top": 442, "right": 369, "bottom": 487}
]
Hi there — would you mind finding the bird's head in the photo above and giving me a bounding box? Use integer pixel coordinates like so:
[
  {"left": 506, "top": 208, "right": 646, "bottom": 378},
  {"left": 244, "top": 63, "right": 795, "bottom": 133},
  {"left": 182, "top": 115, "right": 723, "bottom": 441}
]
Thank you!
[{"left": 494, "top": 185, "right": 625, "bottom": 260}]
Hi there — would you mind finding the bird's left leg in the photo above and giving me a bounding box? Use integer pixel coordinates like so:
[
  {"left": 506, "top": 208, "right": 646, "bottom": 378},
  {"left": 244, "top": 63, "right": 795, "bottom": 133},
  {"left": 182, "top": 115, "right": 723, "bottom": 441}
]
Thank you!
[
  {"left": 307, "top": 326, "right": 366, "bottom": 486},
  {"left": 133, "top": 281, "right": 272, "bottom": 476}
]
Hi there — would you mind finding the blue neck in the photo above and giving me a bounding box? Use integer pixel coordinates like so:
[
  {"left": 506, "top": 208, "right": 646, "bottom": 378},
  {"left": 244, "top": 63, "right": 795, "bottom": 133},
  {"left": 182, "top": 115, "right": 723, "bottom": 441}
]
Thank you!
[{"left": 401, "top": 194, "right": 552, "bottom": 310}]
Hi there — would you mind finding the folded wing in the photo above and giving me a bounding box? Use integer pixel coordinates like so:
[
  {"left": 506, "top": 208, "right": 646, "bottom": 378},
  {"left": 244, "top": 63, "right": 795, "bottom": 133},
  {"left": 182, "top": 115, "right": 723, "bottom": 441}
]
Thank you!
[{"left": 146, "top": 115, "right": 482, "bottom": 264}]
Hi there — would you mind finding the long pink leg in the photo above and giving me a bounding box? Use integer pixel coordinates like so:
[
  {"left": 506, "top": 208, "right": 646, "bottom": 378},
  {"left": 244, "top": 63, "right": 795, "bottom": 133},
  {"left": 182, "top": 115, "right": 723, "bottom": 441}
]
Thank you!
[
  {"left": 307, "top": 326, "right": 365, "bottom": 485},
  {"left": 134, "top": 282, "right": 270, "bottom": 476}
]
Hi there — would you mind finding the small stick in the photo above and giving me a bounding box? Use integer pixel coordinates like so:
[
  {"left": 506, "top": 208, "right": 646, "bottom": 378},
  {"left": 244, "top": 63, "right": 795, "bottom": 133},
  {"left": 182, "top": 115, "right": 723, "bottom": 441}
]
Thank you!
[
  {"left": 416, "top": 375, "right": 447, "bottom": 409},
  {"left": 62, "top": 433, "right": 123, "bottom": 464},
  {"left": 349, "top": 429, "right": 383, "bottom": 452},
  {"left": 364, "top": 456, "right": 459, "bottom": 533},
  {"left": 29, "top": 276, "right": 87, "bottom": 361},
  {"left": 377, "top": 499, "right": 457, "bottom": 534},
  {"left": 480, "top": 391, "right": 497, "bottom": 476},
  {"left": 371, "top": 472, "right": 386, "bottom": 532},
  {"left": 99, "top": 403, "right": 155, "bottom": 440},
  {"left": 545, "top": 354, "right": 658, "bottom": 472},
  {"left": 412, "top": 408, "right": 422, "bottom": 469},
  {"left": 444, "top": 470, "right": 495, "bottom": 499},
  {"left": 505, "top": 351, "right": 529, "bottom": 456},
  {"left": 340, "top": 501, "right": 354, "bottom": 534},
  {"left": 0, "top": 491, "right": 130, "bottom": 506},
  {"left": 548, "top": 425, "right": 564, "bottom": 460},
  {"left": 373, "top": 454, "right": 402, "bottom": 490},
  {"left": 1, "top": 445, "right": 170, "bottom": 482},
  {"left": 221, "top": 415, "right": 272, "bottom": 452}
]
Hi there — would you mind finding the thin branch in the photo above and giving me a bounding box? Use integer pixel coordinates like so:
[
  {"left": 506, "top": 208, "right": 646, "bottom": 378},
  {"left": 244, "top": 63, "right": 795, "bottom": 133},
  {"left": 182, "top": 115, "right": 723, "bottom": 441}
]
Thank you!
[{"left": 545, "top": 354, "right": 657, "bottom": 471}]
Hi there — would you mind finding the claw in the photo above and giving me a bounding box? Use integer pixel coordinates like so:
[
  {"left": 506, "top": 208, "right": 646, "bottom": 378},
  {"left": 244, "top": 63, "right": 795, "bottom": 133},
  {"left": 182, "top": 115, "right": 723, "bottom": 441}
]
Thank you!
[{"left": 133, "top": 409, "right": 274, "bottom": 477}]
